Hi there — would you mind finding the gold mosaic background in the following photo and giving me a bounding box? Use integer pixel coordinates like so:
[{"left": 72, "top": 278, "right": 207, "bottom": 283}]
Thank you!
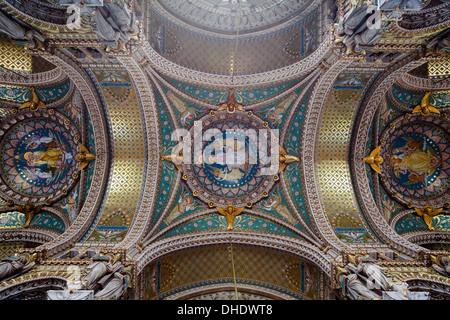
[
  {"left": 0, "top": 37, "right": 32, "bottom": 74},
  {"left": 144, "top": 245, "right": 321, "bottom": 300},
  {"left": 428, "top": 55, "right": 450, "bottom": 79},
  {"left": 86, "top": 70, "right": 145, "bottom": 242},
  {"left": 0, "top": 241, "right": 24, "bottom": 260},
  {"left": 316, "top": 74, "right": 378, "bottom": 243}
]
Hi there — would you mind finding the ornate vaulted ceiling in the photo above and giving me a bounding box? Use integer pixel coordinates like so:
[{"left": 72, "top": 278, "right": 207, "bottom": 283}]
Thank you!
[{"left": 0, "top": 0, "right": 449, "bottom": 301}]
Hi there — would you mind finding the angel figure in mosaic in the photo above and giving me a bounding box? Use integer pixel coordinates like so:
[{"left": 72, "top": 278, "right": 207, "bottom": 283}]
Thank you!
[
  {"left": 62, "top": 190, "right": 78, "bottom": 222},
  {"left": 262, "top": 189, "right": 296, "bottom": 224},
  {"left": 25, "top": 131, "right": 54, "bottom": 150},
  {"left": 167, "top": 90, "right": 199, "bottom": 125},
  {"left": 266, "top": 93, "right": 297, "bottom": 125},
  {"left": 164, "top": 189, "right": 196, "bottom": 224}
]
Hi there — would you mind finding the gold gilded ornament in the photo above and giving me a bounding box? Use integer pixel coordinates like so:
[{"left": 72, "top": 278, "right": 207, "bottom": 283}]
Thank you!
[
  {"left": 76, "top": 144, "right": 96, "bottom": 171},
  {"left": 19, "top": 88, "right": 46, "bottom": 112},
  {"left": 412, "top": 92, "right": 440, "bottom": 117},
  {"left": 364, "top": 146, "right": 383, "bottom": 174},
  {"left": 161, "top": 145, "right": 184, "bottom": 172},
  {"left": 217, "top": 205, "right": 245, "bottom": 230},
  {"left": 15, "top": 202, "right": 43, "bottom": 227},
  {"left": 277, "top": 146, "right": 300, "bottom": 173},
  {"left": 218, "top": 89, "right": 244, "bottom": 113},
  {"left": 414, "top": 205, "right": 444, "bottom": 230}
]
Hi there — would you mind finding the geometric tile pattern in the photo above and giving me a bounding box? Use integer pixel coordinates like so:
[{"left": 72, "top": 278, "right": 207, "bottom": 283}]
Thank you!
[
  {"left": 0, "top": 241, "right": 24, "bottom": 260},
  {"left": 316, "top": 73, "right": 379, "bottom": 244},
  {"left": 148, "top": 7, "right": 320, "bottom": 75},
  {"left": 428, "top": 54, "right": 450, "bottom": 80},
  {"left": 85, "top": 70, "right": 146, "bottom": 242},
  {"left": 0, "top": 37, "right": 32, "bottom": 74},
  {"left": 143, "top": 245, "right": 320, "bottom": 300}
]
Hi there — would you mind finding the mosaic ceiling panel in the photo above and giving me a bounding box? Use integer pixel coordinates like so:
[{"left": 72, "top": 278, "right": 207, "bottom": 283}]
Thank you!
[
  {"left": 143, "top": 245, "right": 321, "bottom": 300},
  {"left": 82, "top": 69, "right": 146, "bottom": 243},
  {"left": 155, "top": 0, "right": 315, "bottom": 34},
  {"left": 153, "top": 77, "right": 309, "bottom": 238},
  {"left": 0, "top": 93, "right": 83, "bottom": 234},
  {"left": 373, "top": 85, "right": 450, "bottom": 235},
  {"left": 318, "top": 72, "right": 380, "bottom": 244},
  {"left": 147, "top": 5, "right": 321, "bottom": 75}
]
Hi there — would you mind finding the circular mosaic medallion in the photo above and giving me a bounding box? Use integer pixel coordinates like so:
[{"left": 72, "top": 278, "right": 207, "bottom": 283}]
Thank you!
[
  {"left": 0, "top": 110, "right": 79, "bottom": 204},
  {"left": 380, "top": 120, "right": 449, "bottom": 205},
  {"left": 183, "top": 111, "right": 277, "bottom": 208}
]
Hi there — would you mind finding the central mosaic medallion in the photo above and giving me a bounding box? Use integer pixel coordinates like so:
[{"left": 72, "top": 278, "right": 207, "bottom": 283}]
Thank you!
[
  {"left": 0, "top": 109, "right": 80, "bottom": 204},
  {"left": 379, "top": 119, "right": 450, "bottom": 207},
  {"left": 183, "top": 111, "right": 277, "bottom": 208}
]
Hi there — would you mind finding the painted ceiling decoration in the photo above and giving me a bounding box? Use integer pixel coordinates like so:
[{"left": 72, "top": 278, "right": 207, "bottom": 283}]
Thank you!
[{"left": 0, "top": 0, "right": 449, "bottom": 302}]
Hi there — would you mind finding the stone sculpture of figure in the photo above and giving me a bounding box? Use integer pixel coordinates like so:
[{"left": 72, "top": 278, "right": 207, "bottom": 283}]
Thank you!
[
  {"left": 104, "top": 1, "right": 136, "bottom": 33},
  {"left": 0, "top": 10, "right": 44, "bottom": 50},
  {"left": 94, "top": 8, "right": 120, "bottom": 42},
  {"left": 427, "top": 29, "right": 450, "bottom": 56},
  {"left": 94, "top": 266, "right": 132, "bottom": 300},
  {"left": 431, "top": 255, "right": 450, "bottom": 277},
  {"left": 336, "top": 266, "right": 381, "bottom": 300},
  {"left": 383, "top": 282, "right": 430, "bottom": 300},
  {"left": 346, "top": 273, "right": 382, "bottom": 300},
  {"left": 94, "top": 0, "right": 137, "bottom": 44},
  {"left": 0, "top": 253, "right": 36, "bottom": 281},
  {"left": 380, "top": 0, "right": 422, "bottom": 10},
  {"left": 357, "top": 262, "right": 389, "bottom": 291},
  {"left": 83, "top": 254, "right": 122, "bottom": 289},
  {"left": 336, "top": 4, "right": 382, "bottom": 50}
]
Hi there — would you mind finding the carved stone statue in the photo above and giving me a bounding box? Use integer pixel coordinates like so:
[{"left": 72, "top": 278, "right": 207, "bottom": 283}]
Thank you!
[
  {"left": 83, "top": 253, "right": 121, "bottom": 289},
  {"left": 0, "top": 10, "right": 45, "bottom": 50},
  {"left": 336, "top": 4, "right": 382, "bottom": 52},
  {"left": 357, "top": 262, "right": 389, "bottom": 291},
  {"left": 104, "top": 1, "right": 137, "bottom": 33},
  {"left": 94, "top": 266, "right": 132, "bottom": 300},
  {"left": 380, "top": 0, "right": 422, "bottom": 11},
  {"left": 426, "top": 29, "right": 450, "bottom": 56},
  {"left": 94, "top": 8, "right": 120, "bottom": 42},
  {"left": 0, "top": 253, "right": 36, "bottom": 281},
  {"left": 383, "top": 282, "right": 430, "bottom": 300},
  {"left": 431, "top": 255, "right": 450, "bottom": 277},
  {"left": 94, "top": 0, "right": 138, "bottom": 46},
  {"left": 336, "top": 266, "right": 381, "bottom": 300}
]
